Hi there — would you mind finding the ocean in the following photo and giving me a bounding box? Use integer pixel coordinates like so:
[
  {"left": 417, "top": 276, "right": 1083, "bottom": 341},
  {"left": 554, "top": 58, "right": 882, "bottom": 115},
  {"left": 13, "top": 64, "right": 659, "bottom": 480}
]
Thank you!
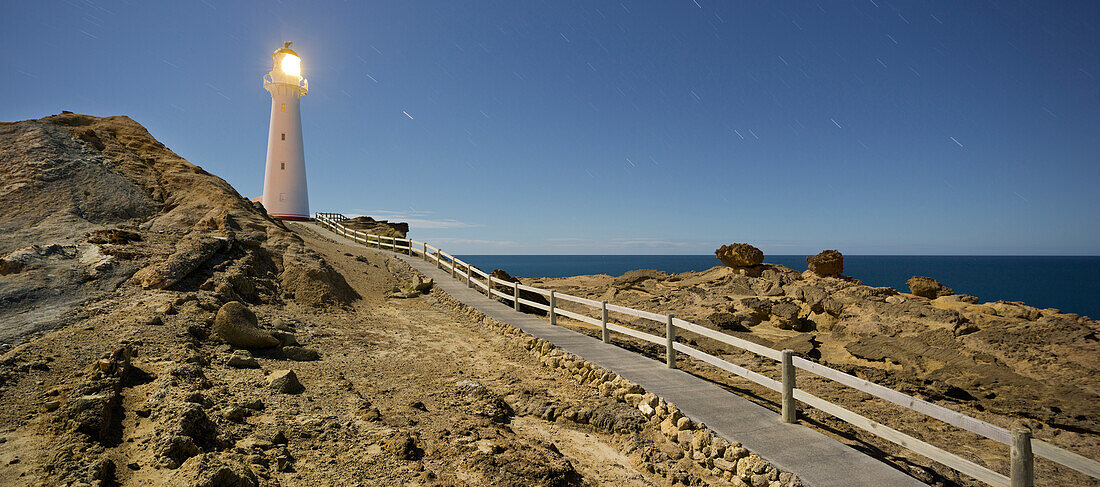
[{"left": 455, "top": 255, "right": 1100, "bottom": 319}]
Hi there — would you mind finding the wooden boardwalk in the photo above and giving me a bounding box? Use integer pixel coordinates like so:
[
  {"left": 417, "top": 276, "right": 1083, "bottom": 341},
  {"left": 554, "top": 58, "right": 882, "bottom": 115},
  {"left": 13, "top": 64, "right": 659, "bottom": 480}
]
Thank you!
[{"left": 303, "top": 222, "right": 924, "bottom": 487}]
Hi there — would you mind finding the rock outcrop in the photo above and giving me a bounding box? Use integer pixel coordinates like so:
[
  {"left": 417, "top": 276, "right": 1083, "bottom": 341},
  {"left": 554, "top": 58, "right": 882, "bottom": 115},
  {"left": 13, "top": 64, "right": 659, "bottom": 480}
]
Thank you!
[
  {"left": 613, "top": 269, "right": 670, "bottom": 287},
  {"left": 907, "top": 276, "right": 954, "bottom": 299},
  {"left": 342, "top": 216, "right": 409, "bottom": 238},
  {"left": 0, "top": 112, "right": 360, "bottom": 344},
  {"left": 806, "top": 249, "right": 843, "bottom": 277},
  {"left": 132, "top": 236, "right": 227, "bottom": 289},
  {"left": 715, "top": 243, "right": 764, "bottom": 268}
]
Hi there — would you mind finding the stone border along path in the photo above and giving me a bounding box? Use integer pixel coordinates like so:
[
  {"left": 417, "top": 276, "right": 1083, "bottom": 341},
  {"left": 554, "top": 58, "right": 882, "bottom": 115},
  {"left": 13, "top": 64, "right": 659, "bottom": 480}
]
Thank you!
[{"left": 301, "top": 222, "right": 924, "bottom": 487}]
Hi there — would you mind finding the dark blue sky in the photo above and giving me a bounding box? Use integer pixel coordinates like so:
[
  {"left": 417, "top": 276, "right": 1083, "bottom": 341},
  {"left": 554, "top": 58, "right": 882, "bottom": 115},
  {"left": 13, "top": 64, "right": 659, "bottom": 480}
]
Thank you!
[{"left": 3, "top": 1, "right": 1098, "bottom": 254}]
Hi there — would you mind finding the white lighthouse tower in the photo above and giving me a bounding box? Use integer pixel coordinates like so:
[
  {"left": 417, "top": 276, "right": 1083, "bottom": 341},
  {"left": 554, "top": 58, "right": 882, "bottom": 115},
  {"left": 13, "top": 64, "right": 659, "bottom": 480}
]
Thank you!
[{"left": 259, "top": 41, "right": 310, "bottom": 220}]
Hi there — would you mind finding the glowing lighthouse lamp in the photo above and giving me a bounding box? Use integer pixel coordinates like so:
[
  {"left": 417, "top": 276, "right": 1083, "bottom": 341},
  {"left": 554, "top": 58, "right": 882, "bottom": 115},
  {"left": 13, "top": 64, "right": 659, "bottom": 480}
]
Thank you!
[{"left": 259, "top": 42, "right": 310, "bottom": 220}]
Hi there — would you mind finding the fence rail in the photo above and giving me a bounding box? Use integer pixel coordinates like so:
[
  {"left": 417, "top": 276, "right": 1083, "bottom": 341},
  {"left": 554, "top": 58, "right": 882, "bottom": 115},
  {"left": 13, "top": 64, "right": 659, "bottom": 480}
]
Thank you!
[{"left": 314, "top": 212, "right": 1099, "bottom": 487}]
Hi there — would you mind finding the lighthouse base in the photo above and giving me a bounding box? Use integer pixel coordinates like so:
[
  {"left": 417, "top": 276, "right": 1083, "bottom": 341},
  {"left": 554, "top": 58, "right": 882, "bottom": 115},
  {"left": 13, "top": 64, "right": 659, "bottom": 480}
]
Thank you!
[{"left": 270, "top": 214, "right": 312, "bottom": 221}]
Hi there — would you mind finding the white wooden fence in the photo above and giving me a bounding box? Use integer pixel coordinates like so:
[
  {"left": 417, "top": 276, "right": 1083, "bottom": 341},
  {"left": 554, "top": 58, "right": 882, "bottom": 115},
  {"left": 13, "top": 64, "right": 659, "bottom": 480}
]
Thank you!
[{"left": 314, "top": 212, "right": 1099, "bottom": 487}]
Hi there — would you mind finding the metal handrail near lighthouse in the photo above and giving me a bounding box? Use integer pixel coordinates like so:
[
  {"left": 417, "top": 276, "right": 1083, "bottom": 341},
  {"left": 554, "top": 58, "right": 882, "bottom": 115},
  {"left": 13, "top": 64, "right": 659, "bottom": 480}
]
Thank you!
[{"left": 313, "top": 211, "right": 1100, "bottom": 487}]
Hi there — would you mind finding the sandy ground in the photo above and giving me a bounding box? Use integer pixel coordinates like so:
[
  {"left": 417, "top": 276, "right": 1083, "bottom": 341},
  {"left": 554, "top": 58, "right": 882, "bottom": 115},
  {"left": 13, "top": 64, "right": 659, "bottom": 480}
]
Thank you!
[{"left": 0, "top": 222, "right": 698, "bottom": 486}]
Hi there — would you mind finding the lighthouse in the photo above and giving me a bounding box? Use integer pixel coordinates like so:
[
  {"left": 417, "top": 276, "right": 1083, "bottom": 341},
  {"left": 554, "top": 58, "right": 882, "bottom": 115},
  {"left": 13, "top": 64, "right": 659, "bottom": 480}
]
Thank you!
[{"left": 259, "top": 41, "right": 310, "bottom": 221}]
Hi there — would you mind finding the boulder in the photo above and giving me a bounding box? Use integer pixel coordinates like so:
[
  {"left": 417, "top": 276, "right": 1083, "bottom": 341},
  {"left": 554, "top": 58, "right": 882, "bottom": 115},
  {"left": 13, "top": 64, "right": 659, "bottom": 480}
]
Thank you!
[
  {"left": 268, "top": 370, "right": 304, "bottom": 394},
  {"left": 907, "top": 276, "right": 954, "bottom": 299},
  {"left": 806, "top": 250, "right": 843, "bottom": 277},
  {"left": 212, "top": 302, "right": 279, "bottom": 349},
  {"left": 715, "top": 243, "right": 764, "bottom": 268}
]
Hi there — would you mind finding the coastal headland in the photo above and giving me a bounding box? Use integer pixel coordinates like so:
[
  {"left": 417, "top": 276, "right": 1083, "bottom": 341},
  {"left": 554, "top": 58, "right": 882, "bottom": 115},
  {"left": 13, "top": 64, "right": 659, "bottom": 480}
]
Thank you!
[{"left": 0, "top": 113, "right": 1096, "bottom": 486}]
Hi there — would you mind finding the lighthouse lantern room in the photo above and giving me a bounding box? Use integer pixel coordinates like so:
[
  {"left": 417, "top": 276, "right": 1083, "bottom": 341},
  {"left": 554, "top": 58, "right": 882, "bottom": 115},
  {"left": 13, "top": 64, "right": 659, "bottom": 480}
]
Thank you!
[{"left": 259, "top": 41, "right": 310, "bottom": 221}]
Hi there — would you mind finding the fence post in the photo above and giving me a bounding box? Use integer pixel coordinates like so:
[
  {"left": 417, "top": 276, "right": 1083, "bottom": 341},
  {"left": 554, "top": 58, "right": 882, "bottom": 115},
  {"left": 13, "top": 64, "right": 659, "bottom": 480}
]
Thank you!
[
  {"left": 601, "top": 301, "right": 609, "bottom": 343},
  {"left": 549, "top": 291, "right": 557, "bottom": 326},
  {"left": 782, "top": 350, "right": 796, "bottom": 423},
  {"left": 513, "top": 282, "right": 521, "bottom": 311},
  {"left": 486, "top": 274, "right": 492, "bottom": 297},
  {"left": 666, "top": 314, "right": 676, "bottom": 368},
  {"left": 423, "top": 243, "right": 427, "bottom": 261},
  {"left": 407, "top": 239, "right": 412, "bottom": 255},
  {"left": 466, "top": 264, "right": 472, "bottom": 288},
  {"left": 1011, "top": 427, "right": 1034, "bottom": 487},
  {"left": 450, "top": 255, "right": 456, "bottom": 278}
]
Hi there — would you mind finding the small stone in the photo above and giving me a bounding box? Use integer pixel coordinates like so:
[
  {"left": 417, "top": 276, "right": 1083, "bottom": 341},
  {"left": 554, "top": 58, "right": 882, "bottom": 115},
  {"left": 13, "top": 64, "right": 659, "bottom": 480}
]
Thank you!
[
  {"left": 271, "top": 331, "right": 300, "bottom": 347},
  {"left": 676, "top": 416, "right": 693, "bottom": 430},
  {"left": 44, "top": 400, "right": 61, "bottom": 412},
  {"left": 272, "top": 319, "right": 294, "bottom": 332},
  {"left": 385, "top": 435, "right": 422, "bottom": 461},
  {"left": 226, "top": 353, "right": 260, "bottom": 369},
  {"left": 223, "top": 406, "right": 251, "bottom": 422},
  {"left": 363, "top": 408, "right": 382, "bottom": 421},
  {"left": 281, "top": 346, "right": 319, "bottom": 361},
  {"left": 677, "top": 430, "right": 693, "bottom": 446},
  {"left": 268, "top": 370, "right": 304, "bottom": 394},
  {"left": 270, "top": 430, "right": 288, "bottom": 444}
]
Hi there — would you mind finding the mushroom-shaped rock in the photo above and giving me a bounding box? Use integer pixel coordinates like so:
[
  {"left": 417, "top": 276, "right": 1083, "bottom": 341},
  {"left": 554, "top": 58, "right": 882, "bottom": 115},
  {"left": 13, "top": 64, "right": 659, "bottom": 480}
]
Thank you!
[
  {"left": 806, "top": 250, "right": 843, "bottom": 277},
  {"left": 907, "top": 276, "right": 954, "bottom": 299},
  {"left": 213, "top": 301, "right": 279, "bottom": 349},
  {"left": 268, "top": 370, "right": 304, "bottom": 394},
  {"left": 715, "top": 243, "right": 763, "bottom": 268}
]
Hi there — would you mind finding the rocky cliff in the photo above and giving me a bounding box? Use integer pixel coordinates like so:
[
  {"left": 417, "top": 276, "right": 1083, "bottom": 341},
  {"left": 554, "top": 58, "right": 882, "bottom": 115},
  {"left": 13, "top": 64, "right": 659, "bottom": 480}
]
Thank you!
[{"left": 0, "top": 112, "right": 356, "bottom": 344}]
